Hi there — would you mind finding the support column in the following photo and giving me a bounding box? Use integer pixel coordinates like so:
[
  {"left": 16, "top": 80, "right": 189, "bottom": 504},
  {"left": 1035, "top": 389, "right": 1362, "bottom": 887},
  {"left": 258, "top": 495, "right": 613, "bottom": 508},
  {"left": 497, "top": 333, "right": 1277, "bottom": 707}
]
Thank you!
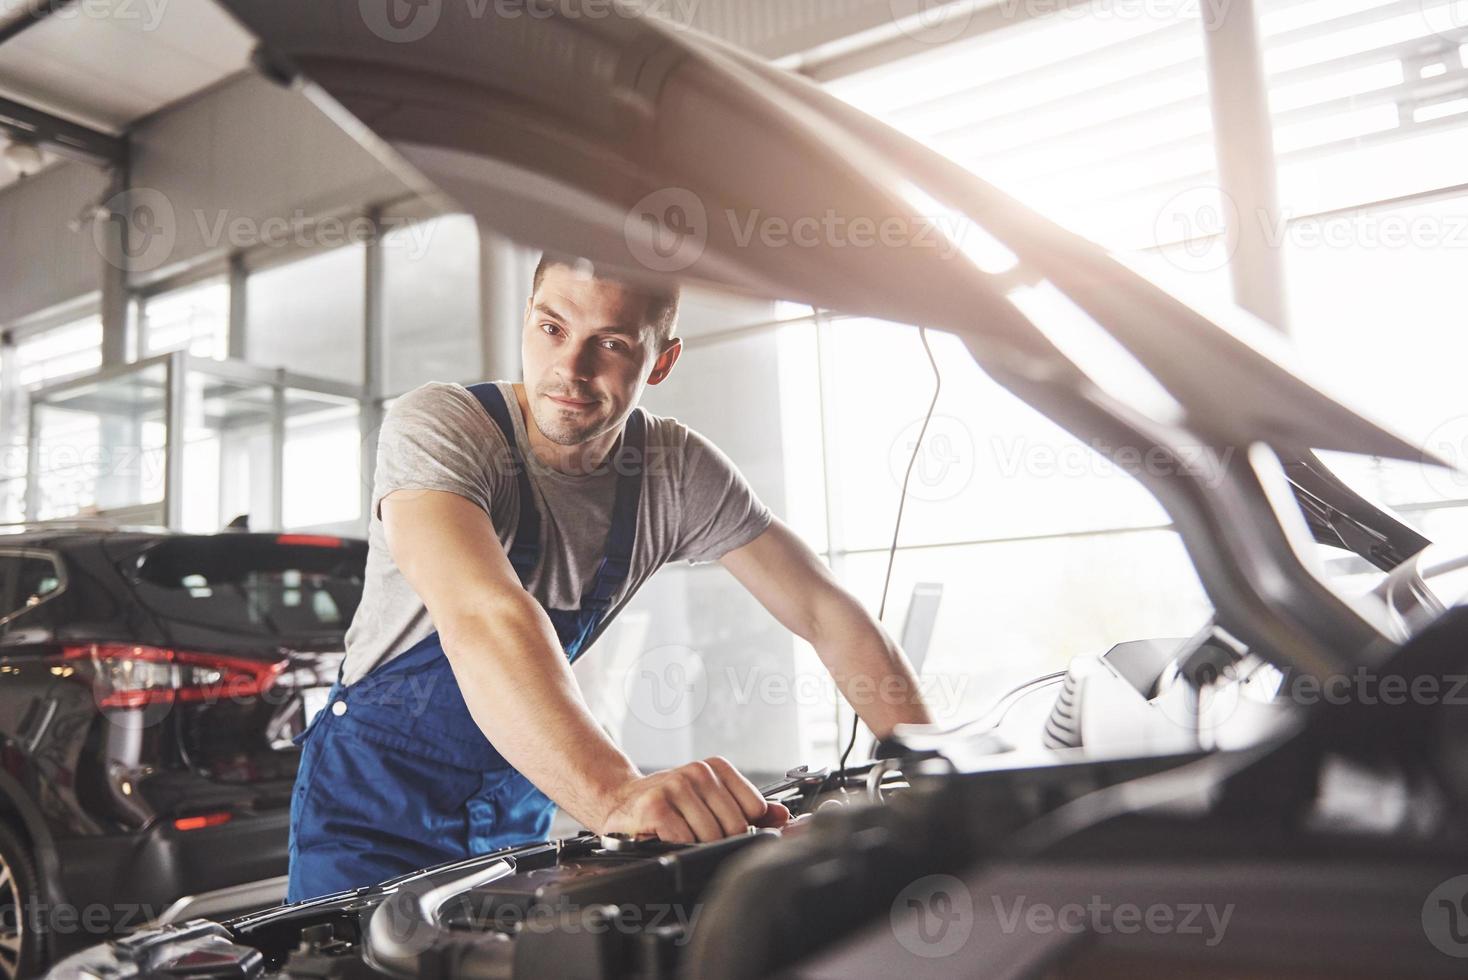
[
  {"left": 479, "top": 228, "right": 528, "bottom": 383},
  {"left": 1203, "top": 0, "right": 1290, "bottom": 331},
  {"left": 361, "top": 213, "right": 385, "bottom": 533}
]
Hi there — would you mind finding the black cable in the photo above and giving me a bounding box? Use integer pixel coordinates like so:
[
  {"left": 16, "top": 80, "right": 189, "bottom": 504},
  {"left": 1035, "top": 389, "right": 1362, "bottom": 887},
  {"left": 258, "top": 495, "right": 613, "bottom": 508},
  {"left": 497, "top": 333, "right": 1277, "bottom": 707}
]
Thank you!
[{"left": 838, "top": 326, "right": 942, "bottom": 780}]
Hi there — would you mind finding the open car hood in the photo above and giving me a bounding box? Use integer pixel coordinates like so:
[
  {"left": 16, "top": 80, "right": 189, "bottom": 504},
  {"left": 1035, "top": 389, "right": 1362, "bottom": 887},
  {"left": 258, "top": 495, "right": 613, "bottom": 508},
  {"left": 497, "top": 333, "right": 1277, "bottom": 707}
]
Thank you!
[
  {"left": 214, "top": 0, "right": 1427, "bottom": 463},
  {"left": 213, "top": 0, "right": 1451, "bottom": 675}
]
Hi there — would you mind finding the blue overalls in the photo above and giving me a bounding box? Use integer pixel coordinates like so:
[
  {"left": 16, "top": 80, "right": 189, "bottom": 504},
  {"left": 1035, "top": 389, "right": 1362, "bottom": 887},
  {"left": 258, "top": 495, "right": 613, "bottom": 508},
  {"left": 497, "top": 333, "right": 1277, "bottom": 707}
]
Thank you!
[{"left": 285, "top": 383, "right": 645, "bottom": 903}]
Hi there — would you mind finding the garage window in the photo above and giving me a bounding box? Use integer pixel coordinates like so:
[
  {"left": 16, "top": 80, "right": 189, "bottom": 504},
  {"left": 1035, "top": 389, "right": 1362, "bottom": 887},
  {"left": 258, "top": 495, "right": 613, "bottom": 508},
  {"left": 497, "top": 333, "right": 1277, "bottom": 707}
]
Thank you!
[
  {"left": 139, "top": 276, "right": 230, "bottom": 360},
  {"left": 0, "top": 551, "right": 64, "bottom": 627}
]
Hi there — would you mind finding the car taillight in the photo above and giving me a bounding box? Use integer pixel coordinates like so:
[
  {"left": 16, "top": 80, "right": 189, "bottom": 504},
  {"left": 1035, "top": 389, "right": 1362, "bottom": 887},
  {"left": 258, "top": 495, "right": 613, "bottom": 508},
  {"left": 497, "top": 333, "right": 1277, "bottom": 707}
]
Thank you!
[
  {"left": 60, "top": 644, "right": 285, "bottom": 708},
  {"left": 275, "top": 534, "right": 343, "bottom": 547},
  {"left": 174, "top": 812, "right": 232, "bottom": 831}
]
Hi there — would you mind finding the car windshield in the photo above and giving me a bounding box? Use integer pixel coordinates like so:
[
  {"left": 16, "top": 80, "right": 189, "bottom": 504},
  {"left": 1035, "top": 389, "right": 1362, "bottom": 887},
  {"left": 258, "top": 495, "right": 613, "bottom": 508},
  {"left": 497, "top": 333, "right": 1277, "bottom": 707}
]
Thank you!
[{"left": 125, "top": 536, "right": 366, "bottom": 643}]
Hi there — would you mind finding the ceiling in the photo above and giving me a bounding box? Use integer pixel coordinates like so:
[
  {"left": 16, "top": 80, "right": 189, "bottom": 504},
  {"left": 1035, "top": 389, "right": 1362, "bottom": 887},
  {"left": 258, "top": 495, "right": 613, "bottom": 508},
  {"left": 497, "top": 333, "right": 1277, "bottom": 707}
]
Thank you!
[
  {"left": 0, "top": 0, "right": 254, "bottom": 190},
  {"left": 0, "top": 0, "right": 969, "bottom": 192}
]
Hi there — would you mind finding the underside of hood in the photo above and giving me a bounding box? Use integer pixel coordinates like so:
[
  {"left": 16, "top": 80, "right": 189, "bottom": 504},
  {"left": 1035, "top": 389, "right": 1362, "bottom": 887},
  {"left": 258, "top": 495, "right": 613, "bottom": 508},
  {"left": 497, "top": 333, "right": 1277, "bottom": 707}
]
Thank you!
[{"left": 212, "top": 0, "right": 1437, "bottom": 470}]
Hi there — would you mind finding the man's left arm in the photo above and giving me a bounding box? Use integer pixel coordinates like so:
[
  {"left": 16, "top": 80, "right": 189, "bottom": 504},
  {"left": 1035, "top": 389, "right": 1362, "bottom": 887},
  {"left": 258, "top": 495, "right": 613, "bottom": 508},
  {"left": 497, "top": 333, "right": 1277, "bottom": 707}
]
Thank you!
[{"left": 720, "top": 518, "right": 934, "bottom": 739}]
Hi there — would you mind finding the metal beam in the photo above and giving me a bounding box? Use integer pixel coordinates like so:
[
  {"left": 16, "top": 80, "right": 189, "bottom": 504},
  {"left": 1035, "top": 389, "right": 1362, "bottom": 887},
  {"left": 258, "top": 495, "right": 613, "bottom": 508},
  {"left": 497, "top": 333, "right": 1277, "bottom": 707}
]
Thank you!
[
  {"left": 0, "top": 0, "right": 74, "bottom": 46},
  {"left": 1202, "top": 0, "right": 1289, "bottom": 331},
  {"left": 0, "top": 94, "right": 126, "bottom": 169}
]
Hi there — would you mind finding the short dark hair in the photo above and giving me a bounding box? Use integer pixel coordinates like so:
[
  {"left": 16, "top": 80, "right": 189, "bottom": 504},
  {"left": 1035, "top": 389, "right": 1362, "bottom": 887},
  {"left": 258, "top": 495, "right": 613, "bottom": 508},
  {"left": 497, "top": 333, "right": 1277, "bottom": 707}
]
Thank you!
[{"left": 532, "top": 251, "right": 680, "bottom": 345}]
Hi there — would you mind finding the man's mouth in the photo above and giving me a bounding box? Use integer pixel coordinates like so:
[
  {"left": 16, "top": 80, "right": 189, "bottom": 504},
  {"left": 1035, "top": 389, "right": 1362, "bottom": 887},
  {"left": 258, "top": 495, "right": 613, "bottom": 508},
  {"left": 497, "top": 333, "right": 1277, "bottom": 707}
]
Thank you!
[{"left": 545, "top": 393, "right": 598, "bottom": 410}]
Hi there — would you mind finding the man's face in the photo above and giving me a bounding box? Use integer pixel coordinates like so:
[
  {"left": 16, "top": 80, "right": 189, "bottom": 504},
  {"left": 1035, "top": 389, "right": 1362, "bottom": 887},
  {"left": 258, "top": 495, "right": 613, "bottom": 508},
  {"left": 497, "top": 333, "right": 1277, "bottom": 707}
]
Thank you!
[{"left": 521, "top": 263, "right": 675, "bottom": 448}]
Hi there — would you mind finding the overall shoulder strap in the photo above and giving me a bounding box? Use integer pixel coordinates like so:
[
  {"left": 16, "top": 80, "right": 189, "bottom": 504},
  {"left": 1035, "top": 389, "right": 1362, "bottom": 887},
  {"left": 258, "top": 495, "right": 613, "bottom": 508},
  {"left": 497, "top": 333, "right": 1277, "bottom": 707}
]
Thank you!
[
  {"left": 580, "top": 407, "right": 647, "bottom": 614},
  {"left": 465, "top": 382, "right": 540, "bottom": 586}
]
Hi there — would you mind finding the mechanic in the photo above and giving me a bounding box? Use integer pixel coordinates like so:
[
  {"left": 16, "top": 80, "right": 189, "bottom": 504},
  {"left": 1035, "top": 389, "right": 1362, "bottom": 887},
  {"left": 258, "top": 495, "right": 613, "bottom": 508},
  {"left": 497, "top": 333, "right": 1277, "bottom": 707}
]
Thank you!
[{"left": 286, "top": 252, "right": 933, "bottom": 902}]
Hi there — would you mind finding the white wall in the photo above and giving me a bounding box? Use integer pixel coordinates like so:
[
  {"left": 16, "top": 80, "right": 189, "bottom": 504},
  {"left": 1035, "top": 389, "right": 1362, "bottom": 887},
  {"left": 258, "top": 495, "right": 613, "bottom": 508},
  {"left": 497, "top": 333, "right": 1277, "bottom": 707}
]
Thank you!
[{"left": 0, "top": 161, "right": 111, "bottom": 327}]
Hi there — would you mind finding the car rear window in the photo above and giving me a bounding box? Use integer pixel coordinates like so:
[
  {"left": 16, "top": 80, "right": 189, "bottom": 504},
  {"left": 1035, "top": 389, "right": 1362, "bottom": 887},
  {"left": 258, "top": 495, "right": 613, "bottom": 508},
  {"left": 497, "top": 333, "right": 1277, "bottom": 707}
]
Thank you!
[{"left": 124, "top": 535, "right": 366, "bottom": 642}]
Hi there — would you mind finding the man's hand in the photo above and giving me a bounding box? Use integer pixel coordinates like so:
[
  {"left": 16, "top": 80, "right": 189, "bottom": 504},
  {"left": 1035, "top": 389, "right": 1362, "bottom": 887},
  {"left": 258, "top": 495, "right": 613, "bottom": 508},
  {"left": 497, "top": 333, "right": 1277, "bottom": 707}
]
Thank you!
[{"left": 600, "top": 757, "right": 790, "bottom": 843}]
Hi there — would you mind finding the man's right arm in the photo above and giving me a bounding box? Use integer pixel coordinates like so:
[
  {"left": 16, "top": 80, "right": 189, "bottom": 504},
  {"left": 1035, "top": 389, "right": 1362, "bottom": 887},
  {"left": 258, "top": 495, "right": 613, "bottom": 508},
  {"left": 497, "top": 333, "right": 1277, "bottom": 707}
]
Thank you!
[{"left": 380, "top": 487, "right": 787, "bottom": 842}]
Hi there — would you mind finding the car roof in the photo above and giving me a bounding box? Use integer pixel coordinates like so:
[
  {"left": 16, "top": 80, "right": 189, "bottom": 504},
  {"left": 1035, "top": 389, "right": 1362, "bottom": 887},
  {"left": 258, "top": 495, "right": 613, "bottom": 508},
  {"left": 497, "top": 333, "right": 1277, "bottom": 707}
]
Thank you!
[{"left": 0, "top": 527, "right": 365, "bottom": 551}]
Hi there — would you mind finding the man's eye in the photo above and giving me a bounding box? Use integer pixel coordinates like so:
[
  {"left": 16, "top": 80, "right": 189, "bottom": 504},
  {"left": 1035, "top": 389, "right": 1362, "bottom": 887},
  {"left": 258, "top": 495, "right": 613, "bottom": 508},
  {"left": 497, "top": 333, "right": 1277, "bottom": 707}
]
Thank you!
[
  {"left": 601, "top": 339, "right": 627, "bottom": 351},
  {"left": 541, "top": 322, "right": 561, "bottom": 335}
]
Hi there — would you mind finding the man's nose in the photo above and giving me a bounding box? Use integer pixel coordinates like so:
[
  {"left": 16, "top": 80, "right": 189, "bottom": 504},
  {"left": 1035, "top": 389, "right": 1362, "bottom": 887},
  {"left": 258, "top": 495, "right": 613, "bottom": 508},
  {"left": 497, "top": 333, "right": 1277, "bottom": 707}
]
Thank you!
[{"left": 554, "top": 338, "right": 597, "bottom": 381}]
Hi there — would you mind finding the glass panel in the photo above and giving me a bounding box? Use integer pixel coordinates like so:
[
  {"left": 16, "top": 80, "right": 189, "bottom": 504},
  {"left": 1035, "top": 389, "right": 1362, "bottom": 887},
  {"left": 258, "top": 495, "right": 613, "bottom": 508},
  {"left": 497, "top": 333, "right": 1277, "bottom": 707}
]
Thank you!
[
  {"left": 128, "top": 536, "right": 366, "bottom": 642},
  {"left": 382, "top": 214, "right": 482, "bottom": 395},
  {"left": 246, "top": 247, "right": 365, "bottom": 385},
  {"left": 16, "top": 315, "right": 103, "bottom": 387},
  {"left": 179, "top": 373, "right": 277, "bottom": 533},
  {"left": 827, "top": 1, "right": 1219, "bottom": 252},
  {"left": 142, "top": 277, "right": 229, "bottom": 360},
  {"left": 1283, "top": 193, "right": 1468, "bottom": 514},
  {"left": 574, "top": 561, "right": 805, "bottom": 778},
  {"left": 0, "top": 481, "right": 22, "bottom": 523},
  {"left": 835, "top": 530, "right": 1214, "bottom": 728},
  {"left": 282, "top": 389, "right": 360, "bottom": 530},
  {"left": 638, "top": 323, "right": 827, "bottom": 548},
  {"left": 1259, "top": 0, "right": 1468, "bottom": 215},
  {"left": 825, "top": 319, "right": 1170, "bottom": 552},
  {"left": 30, "top": 362, "right": 168, "bottom": 521}
]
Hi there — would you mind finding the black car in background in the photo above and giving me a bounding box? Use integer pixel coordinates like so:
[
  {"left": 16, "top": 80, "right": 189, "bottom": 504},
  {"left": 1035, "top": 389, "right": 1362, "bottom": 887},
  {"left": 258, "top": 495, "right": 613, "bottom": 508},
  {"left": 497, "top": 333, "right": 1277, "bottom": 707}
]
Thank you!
[{"left": 0, "top": 527, "right": 365, "bottom": 976}]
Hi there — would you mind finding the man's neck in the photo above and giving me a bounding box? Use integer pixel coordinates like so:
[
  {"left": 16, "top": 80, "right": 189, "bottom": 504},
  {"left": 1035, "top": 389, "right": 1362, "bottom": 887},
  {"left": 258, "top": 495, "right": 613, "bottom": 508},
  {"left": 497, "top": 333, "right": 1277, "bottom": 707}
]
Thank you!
[{"left": 511, "top": 383, "right": 622, "bottom": 477}]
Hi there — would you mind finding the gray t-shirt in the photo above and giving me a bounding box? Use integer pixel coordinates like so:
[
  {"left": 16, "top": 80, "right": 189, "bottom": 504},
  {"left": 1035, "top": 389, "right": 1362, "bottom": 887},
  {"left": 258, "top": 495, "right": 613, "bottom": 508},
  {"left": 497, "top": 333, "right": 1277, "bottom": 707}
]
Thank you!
[{"left": 341, "top": 381, "right": 772, "bottom": 685}]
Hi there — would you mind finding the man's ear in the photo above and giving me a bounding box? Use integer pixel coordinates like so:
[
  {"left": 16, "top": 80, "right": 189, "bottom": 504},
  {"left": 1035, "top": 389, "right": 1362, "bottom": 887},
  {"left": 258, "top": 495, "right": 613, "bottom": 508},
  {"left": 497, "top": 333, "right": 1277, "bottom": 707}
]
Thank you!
[{"left": 647, "top": 338, "right": 683, "bottom": 386}]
